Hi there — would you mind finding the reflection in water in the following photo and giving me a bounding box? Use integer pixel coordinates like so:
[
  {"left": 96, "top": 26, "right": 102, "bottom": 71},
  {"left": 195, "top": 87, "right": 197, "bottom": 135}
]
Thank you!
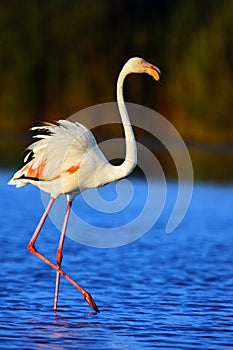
[{"left": 25, "top": 313, "right": 134, "bottom": 349}]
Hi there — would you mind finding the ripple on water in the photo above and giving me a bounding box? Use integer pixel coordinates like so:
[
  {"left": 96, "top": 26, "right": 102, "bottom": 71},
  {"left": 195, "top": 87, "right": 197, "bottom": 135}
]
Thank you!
[{"left": 1, "top": 175, "right": 233, "bottom": 349}]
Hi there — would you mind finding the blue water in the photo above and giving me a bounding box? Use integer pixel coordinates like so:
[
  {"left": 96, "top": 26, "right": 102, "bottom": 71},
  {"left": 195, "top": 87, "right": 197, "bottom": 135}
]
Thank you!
[{"left": 1, "top": 170, "right": 233, "bottom": 349}]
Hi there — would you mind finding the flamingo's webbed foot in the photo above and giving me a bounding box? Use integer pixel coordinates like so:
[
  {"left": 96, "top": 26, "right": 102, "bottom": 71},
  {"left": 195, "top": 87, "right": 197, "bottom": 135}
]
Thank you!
[{"left": 83, "top": 291, "right": 99, "bottom": 313}]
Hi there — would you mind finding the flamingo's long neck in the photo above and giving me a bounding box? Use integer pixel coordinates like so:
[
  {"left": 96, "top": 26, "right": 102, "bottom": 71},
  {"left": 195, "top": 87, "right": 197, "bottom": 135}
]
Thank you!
[
  {"left": 113, "top": 64, "right": 137, "bottom": 179},
  {"left": 96, "top": 62, "right": 137, "bottom": 186}
]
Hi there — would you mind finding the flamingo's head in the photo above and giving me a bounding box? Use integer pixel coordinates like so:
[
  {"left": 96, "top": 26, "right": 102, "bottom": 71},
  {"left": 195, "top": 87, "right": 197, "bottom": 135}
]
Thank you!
[{"left": 125, "top": 57, "right": 161, "bottom": 82}]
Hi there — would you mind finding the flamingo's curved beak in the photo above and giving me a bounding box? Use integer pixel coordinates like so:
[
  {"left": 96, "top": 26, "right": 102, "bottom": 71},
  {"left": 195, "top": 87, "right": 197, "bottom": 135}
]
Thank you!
[{"left": 141, "top": 61, "right": 161, "bottom": 82}]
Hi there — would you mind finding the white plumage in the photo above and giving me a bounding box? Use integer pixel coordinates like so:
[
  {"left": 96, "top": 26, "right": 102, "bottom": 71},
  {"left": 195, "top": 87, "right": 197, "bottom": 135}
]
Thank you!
[{"left": 9, "top": 120, "right": 109, "bottom": 198}]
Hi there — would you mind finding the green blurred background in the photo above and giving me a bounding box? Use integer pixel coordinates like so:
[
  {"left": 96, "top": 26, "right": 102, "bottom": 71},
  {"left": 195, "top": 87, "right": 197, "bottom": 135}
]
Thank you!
[{"left": 0, "top": 0, "right": 232, "bottom": 181}]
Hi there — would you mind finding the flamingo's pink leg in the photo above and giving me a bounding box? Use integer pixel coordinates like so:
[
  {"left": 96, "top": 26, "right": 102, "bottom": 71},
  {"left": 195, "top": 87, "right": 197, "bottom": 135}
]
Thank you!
[
  {"left": 53, "top": 200, "right": 71, "bottom": 311},
  {"left": 27, "top": 197, "right": 99, "bottom": 313}
]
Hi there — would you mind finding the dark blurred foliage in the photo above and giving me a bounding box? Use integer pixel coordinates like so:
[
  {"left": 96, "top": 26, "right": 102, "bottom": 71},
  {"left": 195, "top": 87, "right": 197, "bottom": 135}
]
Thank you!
[{"left": 0, "top": 0, "right": 232, "bottom": 179}]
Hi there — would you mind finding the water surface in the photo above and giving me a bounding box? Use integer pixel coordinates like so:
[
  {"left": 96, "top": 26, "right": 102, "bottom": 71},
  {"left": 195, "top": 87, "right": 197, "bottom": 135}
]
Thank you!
[{"left": 0, "top": 171, "right": 233, "bottom": 349}]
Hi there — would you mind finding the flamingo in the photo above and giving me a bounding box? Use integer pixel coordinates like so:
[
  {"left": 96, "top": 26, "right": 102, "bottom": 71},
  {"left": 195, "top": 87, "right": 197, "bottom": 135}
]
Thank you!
[{"left": 8, "top": 57, "right": 161, "bottom": 313}]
